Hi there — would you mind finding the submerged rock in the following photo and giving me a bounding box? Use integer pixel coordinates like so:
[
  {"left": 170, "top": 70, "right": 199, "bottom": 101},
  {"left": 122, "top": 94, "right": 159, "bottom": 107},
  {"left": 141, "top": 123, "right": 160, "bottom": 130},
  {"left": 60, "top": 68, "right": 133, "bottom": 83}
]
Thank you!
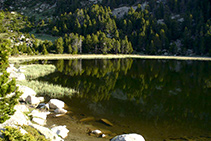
[
  {"left": 80, "top": 117, "right": 95, "bottom": 122},
  {"left": 111, "top": 133, "right": 145, "bottom": 141},
  {"left": 100, "top": 118, "right": 113, "bottom": 126}
]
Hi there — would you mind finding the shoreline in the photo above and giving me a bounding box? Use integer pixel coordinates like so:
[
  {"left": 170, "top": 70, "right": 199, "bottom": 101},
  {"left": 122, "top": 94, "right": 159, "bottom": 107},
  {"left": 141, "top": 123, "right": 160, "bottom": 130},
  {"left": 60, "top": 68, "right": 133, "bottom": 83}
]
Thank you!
[{"left": 9, "top": 54, "right": 211, "bottom": 62}]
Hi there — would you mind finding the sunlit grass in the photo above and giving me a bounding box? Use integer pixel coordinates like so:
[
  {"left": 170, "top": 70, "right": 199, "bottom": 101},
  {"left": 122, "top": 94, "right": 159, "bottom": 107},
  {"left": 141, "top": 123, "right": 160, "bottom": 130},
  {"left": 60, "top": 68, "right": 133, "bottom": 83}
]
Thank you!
[
  {"left": 17, "top": 64, "right": 77, "bottom": 98},
  {"left": 21, "top": 64, "right": 56, "bottom": 79},
  {"left": 9, "top": 54, "right": 211, "bottom": 62},
  {"left": 18, "top": 80, "right": 77, "bottom": 98}
]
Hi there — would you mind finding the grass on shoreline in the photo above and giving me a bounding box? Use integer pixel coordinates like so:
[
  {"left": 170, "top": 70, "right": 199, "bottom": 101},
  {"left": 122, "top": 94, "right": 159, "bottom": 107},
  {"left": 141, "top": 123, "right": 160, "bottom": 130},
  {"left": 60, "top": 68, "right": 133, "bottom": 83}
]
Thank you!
[
  {"left": 18, "top": 80, "right": 77, "bottom": 98},
  {"left": 20, "top": 64, "right": 56, "bottom": 79},
  {"left": 9, "top": 54, "right": 211, "bottom": 63},
  {"left": 17, "top": 64, "right": 77, "bottom": 98}
]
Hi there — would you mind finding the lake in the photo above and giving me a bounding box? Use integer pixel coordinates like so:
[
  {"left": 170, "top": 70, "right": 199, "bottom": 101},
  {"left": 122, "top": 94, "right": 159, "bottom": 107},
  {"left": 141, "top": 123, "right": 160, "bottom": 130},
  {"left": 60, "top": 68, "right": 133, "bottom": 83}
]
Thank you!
[{"left": 35, "top": 58, "right": 211, "bottom": 140}]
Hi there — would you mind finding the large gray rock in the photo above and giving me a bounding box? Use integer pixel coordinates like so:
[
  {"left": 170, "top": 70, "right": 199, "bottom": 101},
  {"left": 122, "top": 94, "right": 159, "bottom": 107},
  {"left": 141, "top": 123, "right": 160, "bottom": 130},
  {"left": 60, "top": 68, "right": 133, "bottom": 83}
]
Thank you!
[
  {"left": 51, "top": 125, "right": 69, "bottom": 139},
  {"left": 18, "top": 85, "right": 37, "bottom": 101},
  {"left": 31, "top": 124, "right": 63, "bottom": 141},
  {"left": 48, "top": 99, "right": 65, "bottom": 109},
  {"left": 111, "top": 133, "right": 145, "bottom": 141}
]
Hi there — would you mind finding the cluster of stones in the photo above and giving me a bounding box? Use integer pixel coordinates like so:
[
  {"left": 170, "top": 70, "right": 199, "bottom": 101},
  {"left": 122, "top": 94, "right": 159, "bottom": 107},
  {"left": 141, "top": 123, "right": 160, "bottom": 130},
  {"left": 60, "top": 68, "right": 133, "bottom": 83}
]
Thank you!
[
  {"left": 0, "top": 83, "right": 70, "bottom": 140},
  {"left": 0, "top": 64, "right": 69, "bottom": 141}
]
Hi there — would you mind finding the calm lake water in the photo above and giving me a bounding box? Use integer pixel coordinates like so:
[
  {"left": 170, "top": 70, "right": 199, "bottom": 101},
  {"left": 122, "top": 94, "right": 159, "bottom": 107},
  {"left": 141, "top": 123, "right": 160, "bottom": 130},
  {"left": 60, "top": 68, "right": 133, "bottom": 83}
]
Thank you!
[{"left": 37, "top": 59, "right": 211, "bottom": 140}]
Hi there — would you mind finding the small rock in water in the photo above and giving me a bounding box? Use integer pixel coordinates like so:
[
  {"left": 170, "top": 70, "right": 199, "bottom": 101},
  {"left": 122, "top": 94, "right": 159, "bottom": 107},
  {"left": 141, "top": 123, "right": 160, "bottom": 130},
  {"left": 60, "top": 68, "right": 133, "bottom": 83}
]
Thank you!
[
  {"left": 101, "top": 134, "right": 106, "bottom": 138},
  {"left": 91, "top": 130, "right": 102, "bottom": 135},
  {"left": 100, "top": 118, "right": 113, "bottom": 126}
]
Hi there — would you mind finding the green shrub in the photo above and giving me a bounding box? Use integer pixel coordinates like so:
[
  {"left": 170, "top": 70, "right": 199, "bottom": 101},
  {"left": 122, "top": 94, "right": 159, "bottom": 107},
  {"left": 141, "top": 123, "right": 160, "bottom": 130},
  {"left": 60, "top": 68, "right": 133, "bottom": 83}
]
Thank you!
[
  {"left": 0, "top": 126, "right": 48, "bottom": 141},
  {"left": 0, "top": 43, "right": 21, "bottom": 123}
]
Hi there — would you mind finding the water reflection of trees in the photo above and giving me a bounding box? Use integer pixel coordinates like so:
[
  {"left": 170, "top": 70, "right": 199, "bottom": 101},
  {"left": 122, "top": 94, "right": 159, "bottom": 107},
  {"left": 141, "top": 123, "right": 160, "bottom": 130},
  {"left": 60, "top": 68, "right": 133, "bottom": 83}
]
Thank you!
[
  {"left": 48, "top": 59, "right": 133, "bottom": 102},
  {"left": 37, "top": 59, "right": 211, "bottom": 130}
]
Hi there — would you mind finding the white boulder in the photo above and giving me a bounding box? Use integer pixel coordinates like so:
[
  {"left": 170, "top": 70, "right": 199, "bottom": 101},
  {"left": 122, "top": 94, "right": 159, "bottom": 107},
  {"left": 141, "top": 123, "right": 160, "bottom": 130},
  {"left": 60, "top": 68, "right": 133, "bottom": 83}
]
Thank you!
[
  {"left": 18, "top": 85, "right": 36, "bottom": 101},
  {"left": 29, "top": 110, "right": 50, "bottom": 120},
  {"left": 48, "top": 99, "right": 65, "bottom": 109},
  {"left": 54, "top": 108, "right": 67, "bottom": 114},
  {"left": 111, "top": 133, "right": 145, "bottom": 141},
  {"left": 25, "top": 95, "right": 40, "bottom": 106},
  {"left": 6, "top": 64, "right": 18, "bottom": 73},
  {"left": 31, "top": 124, "right": 64, "bottom": 141},
  {"left": 37, "top": 97, "right": 45, "bottom": 102},
  {"left": 16, "top": 73, "right": 26, "bottom": 81},
  {"left": 51, "top": 125, "right": 69, "bottom": 139},
  {"left": 7, "top": 65, "right": 26, "bottom": 81},
  {"left": 32, "top": 117, "right": 46, "bottom": 126}
]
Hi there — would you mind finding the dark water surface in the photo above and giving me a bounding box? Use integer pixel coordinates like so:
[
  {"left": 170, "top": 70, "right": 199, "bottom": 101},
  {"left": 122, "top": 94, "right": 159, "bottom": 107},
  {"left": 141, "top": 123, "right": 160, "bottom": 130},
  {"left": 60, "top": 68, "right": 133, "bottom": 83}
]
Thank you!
[{"left": 38, "top": 59, "right": 211, "bottom": 140}]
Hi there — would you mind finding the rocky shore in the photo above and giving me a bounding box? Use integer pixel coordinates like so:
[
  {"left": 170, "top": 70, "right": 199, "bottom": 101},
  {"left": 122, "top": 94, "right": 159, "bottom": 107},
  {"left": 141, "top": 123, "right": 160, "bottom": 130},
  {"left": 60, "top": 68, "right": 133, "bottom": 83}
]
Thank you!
[{"left": 0, "top": 64, "right": 145, "bottom": 141}]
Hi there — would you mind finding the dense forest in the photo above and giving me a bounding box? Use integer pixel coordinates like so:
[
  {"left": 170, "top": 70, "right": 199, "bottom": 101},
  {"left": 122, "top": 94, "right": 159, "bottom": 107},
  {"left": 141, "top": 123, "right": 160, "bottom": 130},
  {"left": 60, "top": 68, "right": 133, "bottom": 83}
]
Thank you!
[{"left": 0, "top": 0, "right": 211, "bottom": 56}]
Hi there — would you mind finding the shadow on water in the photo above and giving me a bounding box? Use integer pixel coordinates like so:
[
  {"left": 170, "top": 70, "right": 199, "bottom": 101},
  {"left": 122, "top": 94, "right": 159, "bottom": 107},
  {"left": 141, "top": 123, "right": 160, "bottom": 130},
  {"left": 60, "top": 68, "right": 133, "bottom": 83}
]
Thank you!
[{"left": 35, "top": 59, "right": 211, "bottom": 140}]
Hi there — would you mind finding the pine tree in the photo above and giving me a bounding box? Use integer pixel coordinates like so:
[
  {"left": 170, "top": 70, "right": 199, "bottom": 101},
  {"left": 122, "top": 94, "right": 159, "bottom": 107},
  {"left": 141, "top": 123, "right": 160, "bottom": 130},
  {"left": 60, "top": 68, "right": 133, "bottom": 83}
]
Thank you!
[
  {"left": 0, "top": 43, "right": 21, "bottom": 123},
  {"left": 114, "top": 39, "right": 121, "bottom": 54},
  {"left": 52, "top": 26, "right": 59, "bottom": 36},
  {"left": 55, "top": 37, "right": 64, "bottom": 54},
  {"left": 41, "top": 44, "right": 48, "bottom": 55}
]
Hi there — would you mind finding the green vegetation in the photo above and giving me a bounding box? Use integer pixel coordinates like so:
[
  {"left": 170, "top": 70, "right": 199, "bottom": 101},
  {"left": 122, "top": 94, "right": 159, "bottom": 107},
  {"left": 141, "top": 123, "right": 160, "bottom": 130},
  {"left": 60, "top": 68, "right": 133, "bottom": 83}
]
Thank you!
[
  {"left": 1, "top": 0, "right": 210, "bottom": 56},
  {"left": 16, "top": 64, "right": 77, "bottom": 98},
  {"left": 0, "top": 42, "right": 21, "bottom": 123},
  {"left": 21, "top": 64, "right": 56, "bottom": 79},
  {"left": 0, "top": 126, "right": 48, "bottom": 141},
  {"left": 18, "top": 80, "right": 77, "bottom": 98}
]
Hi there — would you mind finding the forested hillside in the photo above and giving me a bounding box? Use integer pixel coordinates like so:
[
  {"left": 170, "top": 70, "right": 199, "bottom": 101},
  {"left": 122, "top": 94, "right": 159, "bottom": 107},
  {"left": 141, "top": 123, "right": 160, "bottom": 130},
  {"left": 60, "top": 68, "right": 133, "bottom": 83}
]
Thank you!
[{"left": 0, "top": 0, "right": 211, "bottom": 56}]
